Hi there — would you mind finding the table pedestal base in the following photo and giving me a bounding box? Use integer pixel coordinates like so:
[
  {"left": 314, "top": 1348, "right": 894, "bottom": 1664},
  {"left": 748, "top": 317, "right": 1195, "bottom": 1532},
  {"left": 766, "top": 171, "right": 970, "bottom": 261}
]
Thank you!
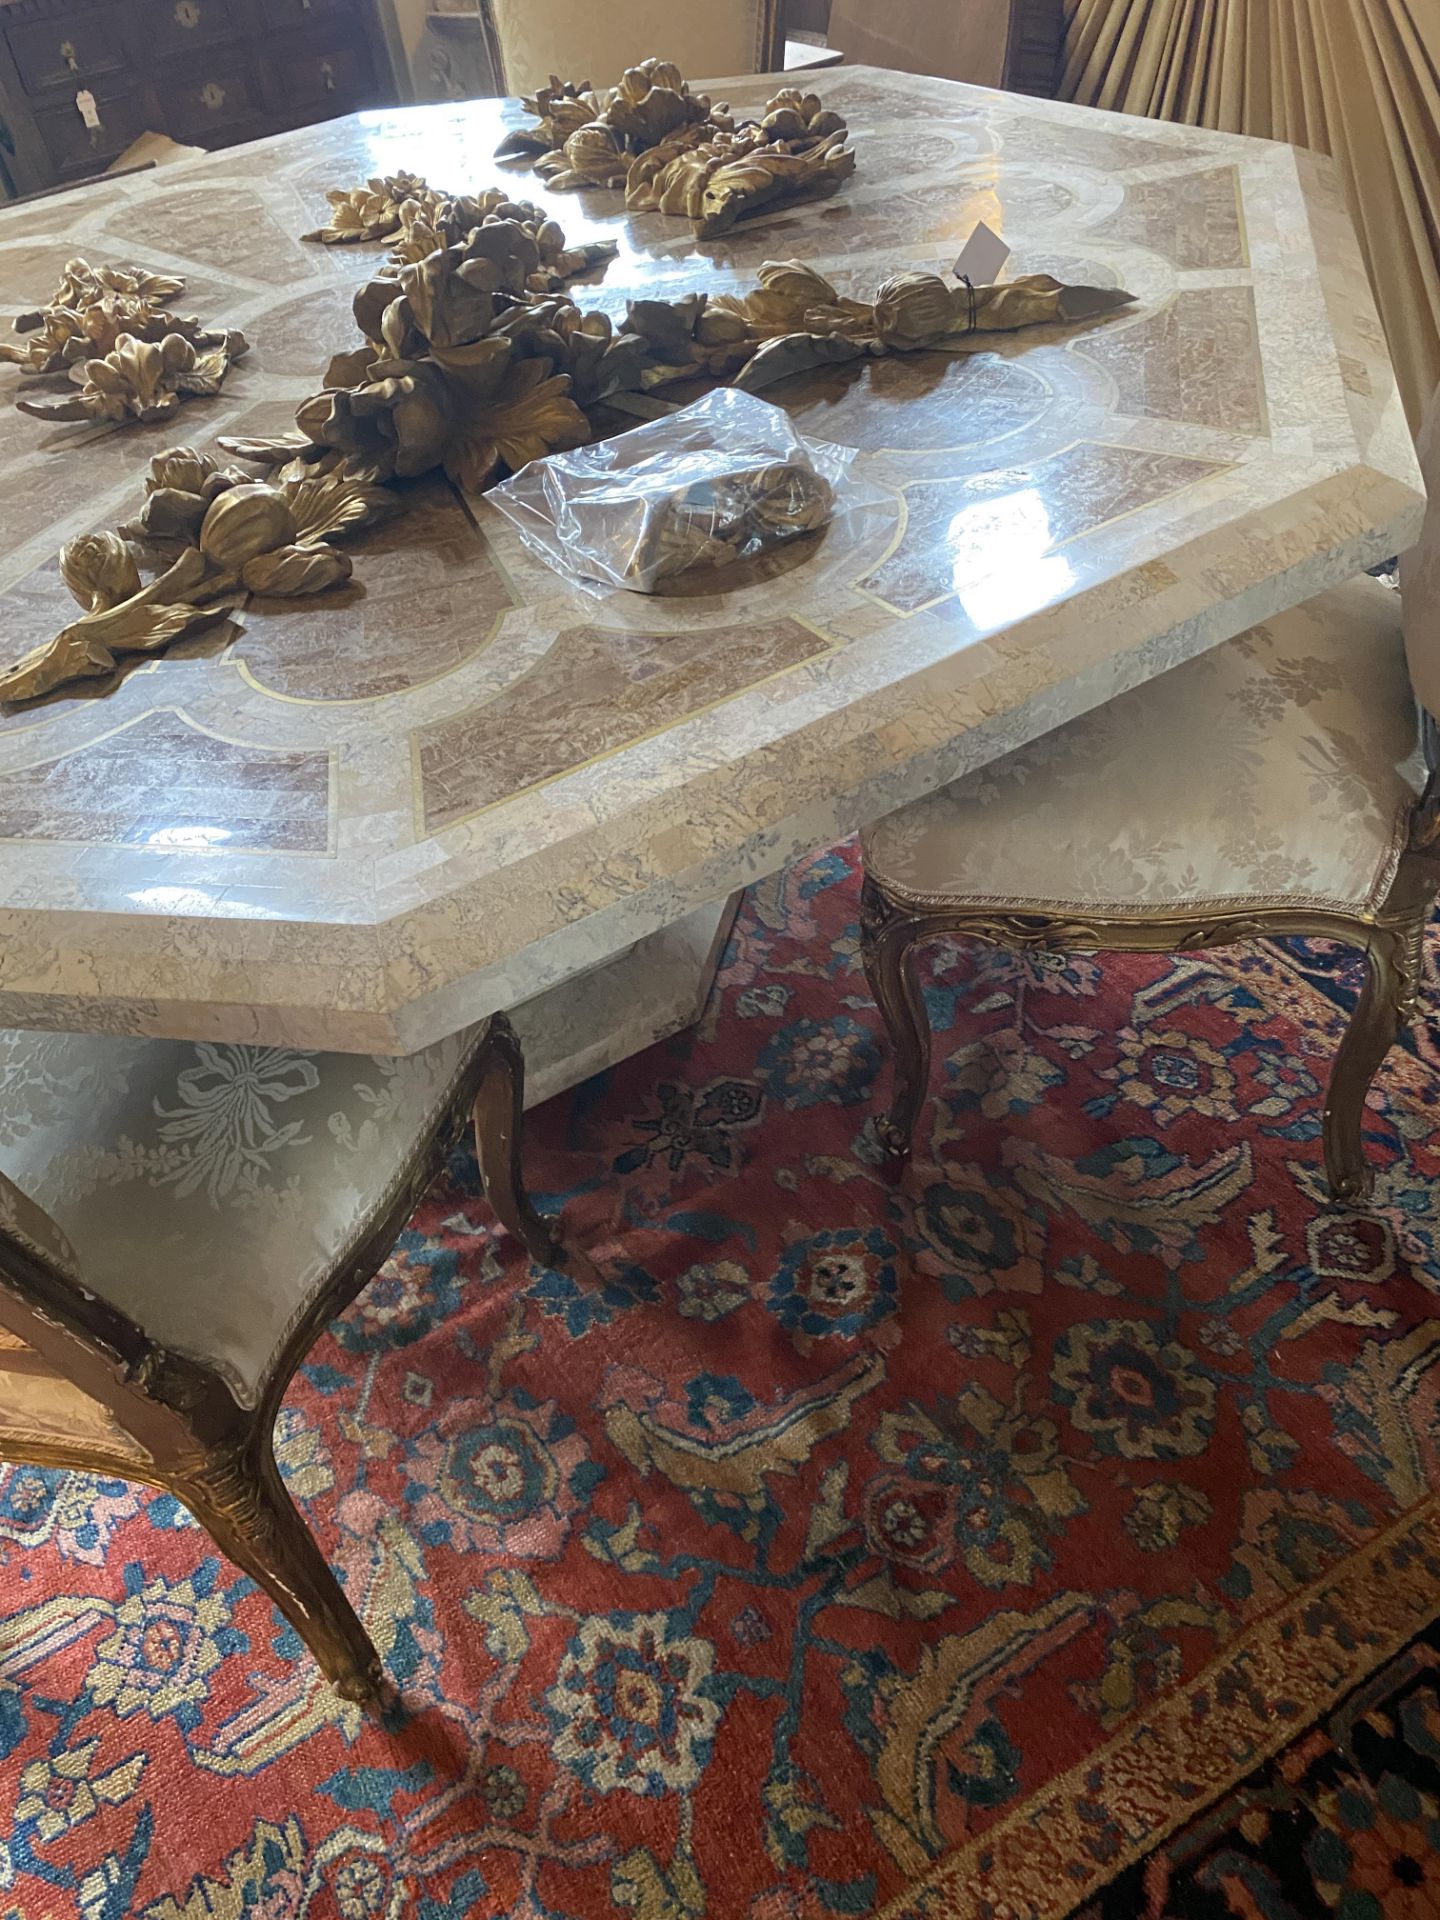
[{"left": 508, "top": 895, "right": 741, "bottom": 1110}]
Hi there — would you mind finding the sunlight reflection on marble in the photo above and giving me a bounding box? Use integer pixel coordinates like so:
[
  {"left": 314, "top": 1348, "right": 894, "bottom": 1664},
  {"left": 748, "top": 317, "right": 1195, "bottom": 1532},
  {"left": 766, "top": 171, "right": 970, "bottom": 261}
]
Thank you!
[
  {"left": 962, "top": 552, "right": 1078, "bottom": 632},
  {"left": 949, "top": 487, "right": 1055, "bottom": 593},
  {"left": 947, "top": 491, "right": 1081, "bottom": 632},
  {"left": 127, "top": 886, "right": 229, "bottom": 914},
  {"left": 144, "top": 827, "right": 234, "bottom": 851}
]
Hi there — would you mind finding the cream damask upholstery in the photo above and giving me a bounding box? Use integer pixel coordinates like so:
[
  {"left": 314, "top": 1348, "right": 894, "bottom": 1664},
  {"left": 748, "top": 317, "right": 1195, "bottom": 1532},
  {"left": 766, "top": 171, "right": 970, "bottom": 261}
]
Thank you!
[
  {"left": 481, "top": 0, "right": 780, "bottom": 97},
  {"left": 0, "top": 1025, "right": 481, "bottom": 1407},
  {"left": 862, "top": 579, "right": 1424, "bottom": 916}
]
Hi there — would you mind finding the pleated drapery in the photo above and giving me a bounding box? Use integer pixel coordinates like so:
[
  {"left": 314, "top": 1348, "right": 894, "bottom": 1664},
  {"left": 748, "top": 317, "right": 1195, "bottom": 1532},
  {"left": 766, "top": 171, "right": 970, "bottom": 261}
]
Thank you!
[{"left": 1059, "top": 0, "right": 1440, "bottom": 434}]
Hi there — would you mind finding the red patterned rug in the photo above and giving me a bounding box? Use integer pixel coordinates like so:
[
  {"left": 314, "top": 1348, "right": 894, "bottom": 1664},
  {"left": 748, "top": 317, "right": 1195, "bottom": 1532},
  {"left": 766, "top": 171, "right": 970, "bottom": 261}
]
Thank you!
[
  {"left": 1, "top": 840, "right": 1439, "bottom": 1920},
  {"left": 1075, "top": 1614, "right": 1440, "bottom": 1917}
]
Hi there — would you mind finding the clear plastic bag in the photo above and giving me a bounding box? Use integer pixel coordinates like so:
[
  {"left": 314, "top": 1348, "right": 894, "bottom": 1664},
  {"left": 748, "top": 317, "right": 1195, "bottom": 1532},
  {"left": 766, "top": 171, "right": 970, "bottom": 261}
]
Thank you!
[{"left": 486, "top": 388, "right": 856, "bottom": 595}]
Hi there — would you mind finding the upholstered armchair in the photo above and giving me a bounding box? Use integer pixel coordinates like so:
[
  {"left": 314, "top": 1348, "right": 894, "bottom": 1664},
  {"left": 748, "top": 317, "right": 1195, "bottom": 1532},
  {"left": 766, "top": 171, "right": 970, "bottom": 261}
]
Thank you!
[
  {"left": 0, "top": 1014, "right": 556, "bottom": 1701},
  {"left": 478, "top": 0, "right": 783, "bottom": 97},
  {"left": 861, "top": 404, "right": 1440, "bottom": 1205}
]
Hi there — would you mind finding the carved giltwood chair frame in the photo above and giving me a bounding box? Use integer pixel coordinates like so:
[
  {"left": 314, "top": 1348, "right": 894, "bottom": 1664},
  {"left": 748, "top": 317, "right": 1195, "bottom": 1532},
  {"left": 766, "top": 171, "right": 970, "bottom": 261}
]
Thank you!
[
  {"left": 860, "top": 561, "right": 1440, "bottom": 1206},
  {"left": 0, "top": 1013, "right": 556, "bottom": 1703}
]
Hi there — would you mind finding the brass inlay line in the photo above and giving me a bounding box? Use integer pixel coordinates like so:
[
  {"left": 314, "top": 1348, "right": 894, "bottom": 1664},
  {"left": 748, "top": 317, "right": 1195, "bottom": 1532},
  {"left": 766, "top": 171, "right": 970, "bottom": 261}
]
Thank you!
[
  {"left": 779, "top": 349, "right": 1060, "bottom": 463},
  {"left": 230, "top": 603, "right": 511, "bottom": 710},
  {"left": 1070, "top": 288, "right": 1271, "bottom": 441},
  {"left": 1232, "top": 164, "right": 1253, "bottom": 271},
  {"left": 232, "top": 480, "right": 518, "bottom": 708}
]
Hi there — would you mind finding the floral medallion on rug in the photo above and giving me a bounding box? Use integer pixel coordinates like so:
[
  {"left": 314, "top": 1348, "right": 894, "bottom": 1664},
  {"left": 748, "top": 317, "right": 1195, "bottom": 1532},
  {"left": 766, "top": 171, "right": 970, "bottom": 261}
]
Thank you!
[{"left": 0, "top": 841, "right": 1439, "bottom": 1920}]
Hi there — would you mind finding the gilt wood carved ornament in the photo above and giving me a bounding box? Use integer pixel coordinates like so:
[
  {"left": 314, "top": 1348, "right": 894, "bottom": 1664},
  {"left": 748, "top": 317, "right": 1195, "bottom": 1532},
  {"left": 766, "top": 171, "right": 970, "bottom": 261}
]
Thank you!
[
  {"left": 303, "top": 176, "right": 621, "bottom": 288},
  {"left": 495, "top": 60, "right": 856, "bottom": 235},
  {"left": 3, "top": 180, "right": 1132, "bottom": 703},
  {"left": 216, "top": 242, "right": 1134, "bottom": 496},
  {"left": 0, "top": 450, "right": 398, "bottom": 704},
  {"left": 0, "top": 259, "right": 249, "bottom": 427}
]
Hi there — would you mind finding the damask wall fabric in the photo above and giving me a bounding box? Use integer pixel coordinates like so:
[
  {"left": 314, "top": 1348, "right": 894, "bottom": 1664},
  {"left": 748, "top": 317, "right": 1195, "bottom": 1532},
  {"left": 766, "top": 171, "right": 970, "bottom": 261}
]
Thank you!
[
  {"left": 862, "top": 578, "right": 1422, "bottom": 916},
  {"left": 1, "top": 844, "right": 1440, "bottom": 1918},
  {"left": 0, "top": 1024, "right": 479, "bottom": 1404}
]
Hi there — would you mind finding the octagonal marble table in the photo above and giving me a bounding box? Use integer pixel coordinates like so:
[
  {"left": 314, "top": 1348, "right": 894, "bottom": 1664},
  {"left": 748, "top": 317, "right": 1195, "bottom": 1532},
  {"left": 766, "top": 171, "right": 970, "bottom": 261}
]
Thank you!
[{"left": 0, "top": 66, "right": 1424, "bottom": 1095}]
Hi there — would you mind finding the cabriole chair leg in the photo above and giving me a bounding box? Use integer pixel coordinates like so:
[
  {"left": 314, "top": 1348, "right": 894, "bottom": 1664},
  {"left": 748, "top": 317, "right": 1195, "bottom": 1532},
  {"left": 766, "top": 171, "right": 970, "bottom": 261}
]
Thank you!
[
  {"left": 860, "top": 878, "right": 933, "bottom": 1162},
  {"left": 180, "top": 1437, "right": 383, "bottom": 1704},
  {"left": 1322, "top": 911, "right": 1426, "bottom": 1204},
  {"left": 472, "top": 1012, "right": 561, "bottom": 1267}
]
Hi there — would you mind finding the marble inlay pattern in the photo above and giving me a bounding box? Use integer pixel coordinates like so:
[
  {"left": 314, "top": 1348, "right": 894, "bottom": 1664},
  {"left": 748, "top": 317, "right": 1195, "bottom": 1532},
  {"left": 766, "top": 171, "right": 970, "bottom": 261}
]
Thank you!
[
  {"left": 984, "top": 107, "right": 1212, "bottom": 172},
  {"left": 107, "top": 188, "right": 315, "bottom": 285},
  {"left": 242, "top": 285, "right": 375, "bottom": 376},
  {"left": 861, "top": 444, "right": 1232, "bottom": 614},
  {"left": 1075, "top": 290, "right": 1269, "bottom": 436},
  {"left": 0, "top": 710, "right": 332, "bottom": 853},
  {"left": 772, "top": 349, "right": 1055, "bottom": 454},
  {"left": 234, "top": 480, "right": 514, "bottom": 702},
  {"left": 0, "top": 68, "right": 1422, "bottom": 1050},
  {"left": 1090, "top": 166, "right": 1247, "bottom": 270},
  {"left": 417, "top": 619, "right": 832, "bottom": 831}
]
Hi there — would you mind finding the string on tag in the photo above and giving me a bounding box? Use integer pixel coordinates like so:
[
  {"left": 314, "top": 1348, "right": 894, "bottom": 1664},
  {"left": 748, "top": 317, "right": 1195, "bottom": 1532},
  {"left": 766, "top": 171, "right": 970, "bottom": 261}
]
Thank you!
[{"left": 960, "top": 275, "right": 977, "bottom": 336}]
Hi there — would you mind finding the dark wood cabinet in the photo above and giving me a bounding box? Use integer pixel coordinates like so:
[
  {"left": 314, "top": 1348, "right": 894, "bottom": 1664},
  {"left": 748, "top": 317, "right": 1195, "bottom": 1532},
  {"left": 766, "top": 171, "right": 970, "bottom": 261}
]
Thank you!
[{"left": 0, "top": 0, "right": 398, "bottom": 196}]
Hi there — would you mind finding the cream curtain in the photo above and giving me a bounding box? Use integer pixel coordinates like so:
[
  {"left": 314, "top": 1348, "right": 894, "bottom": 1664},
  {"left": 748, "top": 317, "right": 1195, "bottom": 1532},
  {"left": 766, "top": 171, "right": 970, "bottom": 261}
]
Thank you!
[{"left": 1059, "top": 0, "right": 1440, "bottom": 434}]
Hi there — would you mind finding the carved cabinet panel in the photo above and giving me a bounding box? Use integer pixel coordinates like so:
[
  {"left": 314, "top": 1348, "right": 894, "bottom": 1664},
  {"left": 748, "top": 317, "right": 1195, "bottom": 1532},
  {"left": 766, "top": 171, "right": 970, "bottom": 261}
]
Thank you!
[
  {"left": 135, "top": 0, "right": 254, "bottom": 56},
  {"left": 31, "top": 78, "right": 148, "bottom": 175},
  {"left": 160, "top": 50, "right": 268, "bottom": 140},
  {"left": 280, "top": 39, "right": 367, "bottom": 109},
  {"left": 0, "top": 0, "right": 396, "bottom": 194},
  {"left": 6, "top": 9, "right": 128, "bottom": 92}
]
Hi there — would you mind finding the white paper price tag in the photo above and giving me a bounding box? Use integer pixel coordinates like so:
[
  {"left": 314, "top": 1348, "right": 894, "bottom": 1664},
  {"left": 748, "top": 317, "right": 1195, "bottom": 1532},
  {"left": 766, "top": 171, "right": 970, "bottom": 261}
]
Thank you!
[
  {"left": 953, "top": 220, "right": 1011, "bottom": 287},
  {"left": 75, "top": 89, "right": 102, "bottom": 130}
]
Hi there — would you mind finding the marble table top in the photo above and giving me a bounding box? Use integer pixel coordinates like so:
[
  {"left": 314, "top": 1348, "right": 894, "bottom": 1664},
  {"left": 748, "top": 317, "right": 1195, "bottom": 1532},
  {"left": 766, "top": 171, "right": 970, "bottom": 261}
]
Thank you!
[{"left": 0, "top": 67, "right": 1424, "bottom": 1051}]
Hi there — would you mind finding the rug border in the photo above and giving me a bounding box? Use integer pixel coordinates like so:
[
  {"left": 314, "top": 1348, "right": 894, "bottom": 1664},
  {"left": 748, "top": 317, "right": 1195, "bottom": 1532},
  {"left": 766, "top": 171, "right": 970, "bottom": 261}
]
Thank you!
[{"left": 880, "top": 1489, "right": 1440, "bottom": 1920}]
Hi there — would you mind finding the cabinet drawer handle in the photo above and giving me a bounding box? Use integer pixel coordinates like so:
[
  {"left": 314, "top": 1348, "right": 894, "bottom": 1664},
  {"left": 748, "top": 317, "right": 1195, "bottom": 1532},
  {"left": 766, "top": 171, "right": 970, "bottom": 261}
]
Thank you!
[
  {"left": 59, "top": 39, "right": 79, "bottom": 71},
  {"left": 320, "top": 59, "right": 335, "bottom": 90},
  {"left": 174, "top": 0, "right": 202, "bottom": 26}
]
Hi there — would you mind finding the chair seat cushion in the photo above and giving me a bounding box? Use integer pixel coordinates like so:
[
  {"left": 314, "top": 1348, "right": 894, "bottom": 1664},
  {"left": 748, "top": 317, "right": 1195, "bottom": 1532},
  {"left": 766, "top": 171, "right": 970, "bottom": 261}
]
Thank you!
[
  {"left": 0, "top": 1025, "right": 483, "bottom": 1406},
  {"left": 862, "top": 579, "right": 1424, "bottom": 918}
]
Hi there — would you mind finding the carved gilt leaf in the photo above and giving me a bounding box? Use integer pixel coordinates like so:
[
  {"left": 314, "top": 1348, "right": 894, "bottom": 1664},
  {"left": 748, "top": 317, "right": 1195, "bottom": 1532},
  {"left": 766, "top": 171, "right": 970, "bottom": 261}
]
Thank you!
[
  {"left": 284, "top": 472, "right": 402, "bottom": 545},
  {"left": 0, "top": 598, "right": 226, "bottom": 704},
  {"left": 445, "top": 361, "right": 588, "bottom": 494}
]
